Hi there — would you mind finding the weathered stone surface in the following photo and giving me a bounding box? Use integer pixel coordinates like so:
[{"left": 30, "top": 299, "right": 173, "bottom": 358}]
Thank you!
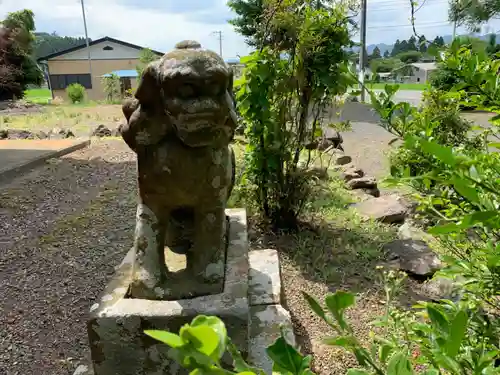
[
  {"left": 249, "top": 304, "right": 295, "bottom": 373},
  {"left": 49, "top": 127, "right": 75, "bottom": 139},
  {"left": 249, "top": 249, "right": 281, "bottom": 306},
  {"left": 73, "top": 364, "right": 93, "bottom": 375},
  {"left": 91, "top": 124, "right": 112, "bottom": 137},
  {"left": 326, "top": 149, "right": 352, "bottom": 165},
  {"left": 363, "top": 187, "right": 381, "bottom": 197},
  {"left": 340, "top": 165, "right": 364, "bottom": 181},
  {"left": 324, "top": 128, "right": 343, "bottom": 145},
  {"left": 384, "top": 239, "right": 442, "bottom": 277},
  {"left": 347, "top": 176, "right": 377, "bottom": 189},
  {"left": 398, "top": 221, "right": 425, "bottom": 240},
  {"left": 88, "top": 209, "right": 249, "bottom": 375},
  {"left": 421, "top": 276, "right": 461, "bottom": 302},
  {"left": 353, "top": 194, "right": 408, "bottom": 223},
  {"left": 119, "top": 40, "right": 238, "bottom": 300}
]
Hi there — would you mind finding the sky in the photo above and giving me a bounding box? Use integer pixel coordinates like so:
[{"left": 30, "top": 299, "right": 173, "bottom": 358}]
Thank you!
[{"left": 1, "top": 0, "right": 500, "bottom": 58}]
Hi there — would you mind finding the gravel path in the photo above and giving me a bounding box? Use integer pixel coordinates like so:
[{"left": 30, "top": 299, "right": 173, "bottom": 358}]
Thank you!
[
  {"left": 0, "top": 139, "right": 136, "bottom": 375},
  {"left": 341, "top": 121, "right": 394, "bottom": 179}
]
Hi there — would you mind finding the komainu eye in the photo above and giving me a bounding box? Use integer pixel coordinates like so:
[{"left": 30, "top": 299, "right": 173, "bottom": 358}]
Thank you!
[{"left": 179, "top": 84, "right": 195, "bottom": 98}]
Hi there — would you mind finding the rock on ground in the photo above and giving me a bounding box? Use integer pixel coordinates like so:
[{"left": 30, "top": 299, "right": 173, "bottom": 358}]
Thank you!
[
  {"left": 347, "top": 176, "right": 377, "bottom": 189},
  {"left": 352, "top": 194, "right": 408, "bottom": 223},
  {"left": 383, "top": 239, "right": 442, "bottom": 277}
]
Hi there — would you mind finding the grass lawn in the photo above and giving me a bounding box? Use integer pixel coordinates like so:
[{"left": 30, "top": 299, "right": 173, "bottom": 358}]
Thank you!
[
  {"left": 0, "top": 103, "right": 123, "bottom": 135},
  {"left": 363, "top": 82, "right": 429, "bottom": 91},
  {"left": 24, "top": 88, "right": 52, "bottom": 104}
]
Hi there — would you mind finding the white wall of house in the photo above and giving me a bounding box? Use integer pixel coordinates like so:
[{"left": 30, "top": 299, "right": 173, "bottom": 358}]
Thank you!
[{"left": 52, "top": 41, "right": 142, "bottom": 60}]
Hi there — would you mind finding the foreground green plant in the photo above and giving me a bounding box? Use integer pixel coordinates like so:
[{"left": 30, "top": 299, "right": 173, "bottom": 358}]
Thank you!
[
  {"left": 304, "top": 276, "right": 500, "bottom": 375},
  {"left": 144, "top": 315, "right": 315, "bottom": 375}
]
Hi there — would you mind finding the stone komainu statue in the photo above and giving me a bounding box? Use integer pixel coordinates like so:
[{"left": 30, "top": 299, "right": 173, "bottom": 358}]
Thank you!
[{"left": 120, "top": 40, "right": 237, "bottom": 300}]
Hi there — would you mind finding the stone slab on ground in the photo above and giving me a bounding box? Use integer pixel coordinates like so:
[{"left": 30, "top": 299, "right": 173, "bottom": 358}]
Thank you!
[
  {"left": 87, "top": 208, "right": 249, "bottom": 375},
  {"left": 383, "top": 239, "right": 442, "bottom": 277},
  {"left": 0, "top": 138, "right": 90, "bottom": 184},
  {"left": 352, "top": 194, "right": 408, "bottom": 223},
  {"left": 249, "top": 249, "right": 282, "bottom": 306}
]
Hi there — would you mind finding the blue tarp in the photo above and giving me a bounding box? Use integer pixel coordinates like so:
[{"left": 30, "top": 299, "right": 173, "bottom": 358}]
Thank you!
[{"left": 101, "top": 69, "right": 138, "bottom": 78}]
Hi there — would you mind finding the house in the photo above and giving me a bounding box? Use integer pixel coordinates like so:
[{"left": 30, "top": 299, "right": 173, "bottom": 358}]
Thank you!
[
  {"left": 392, "top": 62, "right": 437, "bottom": 84},
  {"left": 37, "top": 36, "right": 164, "bottom": 101},
  {"left": 225, "top": 58, "right": 245, "bottom": 80}
]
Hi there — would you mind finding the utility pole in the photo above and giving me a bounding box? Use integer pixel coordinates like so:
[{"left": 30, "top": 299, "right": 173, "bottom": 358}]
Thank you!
[
  {"left": 80, "top": 0, "right": 92, "bottom": 77},
  {"left": 211, "top": 30, "right": 223, "bottom": 58},
  {"left": 359, "top": 0, "right": 367, "bottom": 102}
]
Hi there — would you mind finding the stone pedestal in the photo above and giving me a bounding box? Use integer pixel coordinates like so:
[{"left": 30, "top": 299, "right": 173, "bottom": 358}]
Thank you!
[
  {"left": 87, "top": 209, "right": 249, "bottom": 375},
  {"left": 85, "top": 208, "right": 295, "bottom": 375}
]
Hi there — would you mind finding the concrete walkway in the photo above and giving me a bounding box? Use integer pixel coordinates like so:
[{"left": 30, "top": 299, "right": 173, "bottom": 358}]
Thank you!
[{"left": 0, "top": 139, "right": 90, "bottom": 184}]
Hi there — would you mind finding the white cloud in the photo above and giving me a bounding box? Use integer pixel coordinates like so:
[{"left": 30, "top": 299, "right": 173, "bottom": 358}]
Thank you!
[
  {"left": 1, "top": 0, "right": 500, "bottom": 55},
  {"left": 0, "top": 0, "right": 253, "bottom": 58}
]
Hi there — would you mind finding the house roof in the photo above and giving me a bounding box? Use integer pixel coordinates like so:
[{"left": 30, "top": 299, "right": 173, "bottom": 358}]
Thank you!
[
  {"left": 101, "top": 70, "right": 138, "bottom": 78},
  {"left": 37, "top": 36, "right": 164, "bottom": 62},
  {"left": 410, "top": 62, "right": 437, "bottom": 71}
]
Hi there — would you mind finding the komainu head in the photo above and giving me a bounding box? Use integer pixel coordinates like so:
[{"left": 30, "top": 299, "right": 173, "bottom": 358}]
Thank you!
[{"left": 123, "top": 40, "right": 237, "bottom": 148}]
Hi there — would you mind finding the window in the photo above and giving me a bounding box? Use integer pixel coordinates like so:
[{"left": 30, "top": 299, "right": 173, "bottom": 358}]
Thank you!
[
  {"left": 103, "top": 45, "right": 114, "bottom": 51},
  {"left": 49, "top": 74, "right": 92, "bottom": 90}
]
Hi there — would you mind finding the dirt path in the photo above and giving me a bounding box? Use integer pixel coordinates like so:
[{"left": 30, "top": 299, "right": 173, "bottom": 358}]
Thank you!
[{"left": 0, "top": 139, "right": 136, "bottom": 375}]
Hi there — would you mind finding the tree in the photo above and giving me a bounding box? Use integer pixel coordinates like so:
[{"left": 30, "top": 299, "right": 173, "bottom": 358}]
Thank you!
[
  {"left": 34, "top": 32, "right": 89, "bottom": 60},
  {"left": 449, "top": 0, "right": 500, "bottom": 31},
  {"left": 371, "top": 46, "right": 381, "bottom": 59},
  {"left": 418, "top": 35, "right": 427, "bottom": 52},
  {"left": 0, "top": 9, "right": 43, "bottom": 100},
  {"left": 136, "top": 48, "right": 159, "bottom": 77},
  {"left": 383, "top": 50, "right": 390, "bottom": 58},
  {"left": 396, "top": 50, "right": 423, "bottom": 63},
  {"left": 486, "top": 33, "right": 500, "bottom": 55},
  {"left": 391, "top": 39, "right": 401, "bottom": 56},
  {"left": 370, "top": 57, "right": 402, "bottom": 73},
  {"left": 432, "top": 36, "right": 445, "bottom": 47},
  {"left": 227, "top": 0, "right": 265, "bottom": 47},
  {"left": 399, "top": 39, "right": 409, "bottom": 52},
  {"left": 408, "top": 35, "right": 417, "bottom": 51}
]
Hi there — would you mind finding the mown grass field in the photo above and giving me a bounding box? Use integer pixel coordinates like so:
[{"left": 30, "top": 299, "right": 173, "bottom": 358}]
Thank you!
[
  {"left": 24, "top": 88, "right": 52, "bottom": 104},
  {"left": 362, "top": 82, "right": 429, "bottom": 90}
]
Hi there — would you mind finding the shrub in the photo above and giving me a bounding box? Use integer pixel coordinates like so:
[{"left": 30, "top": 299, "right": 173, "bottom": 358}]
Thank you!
[
  {"left": 101, "top": 73, "right": 120, "bottom": 103},
  {"left": 66, "top": 83, "right": 85, "bottom": 103},
  {"left": 235, "top": 0, "right": 355, "bottom": 229}
]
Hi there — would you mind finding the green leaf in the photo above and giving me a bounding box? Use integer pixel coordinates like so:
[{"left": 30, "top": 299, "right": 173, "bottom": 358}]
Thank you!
[
  {"left": 180, "top": 325, "right": 220, "bottom": 358},
  {"left": 191, "top": 316, "right": 227, "bottom": 360},
  {"left": 387, "top": 352, "right": 414, "bottom": 375},
  {"left": 266, "top": 336, "right": 304, "bottom": 374},
  {"left": 227, "top": 340, "right": 263, "bottom": 374},
  {"left": 487, "top": 142, "right": 500, "bottom": 149},
  {"left": 346, "top": 370, "right": 371, "bottom": 375},
  {"left": 422, "top": 369, "right": 439, "bottom": 375},
  {"left": 325, "top": 291, "right": 355, "bottom": 314},
  {"left": 428, "top": 222, "right": 462, "bottom": 235},
  {"left": 445, "top": 310, "right": 468, "bottom": 358},
  {"left": 302, "top": 292, "right": 327, "bottom": 321},
  {"left": 322, "top": 336, "right": 352, "bottom": 347},
  {"left": 144, "top": 330, "right": 185, "bottom": 348},
  {"left": 451, "top": 176, "right": 479, "bottom": 204},
  {"left": 418, "top": 138, "right": 457, "bottom": 166},
  {"left": 426, "top": 305, "right": 449, "bottom": 335},
  {"left": 379, "top": 344, "right": 394, "bottom": 364},
  {"left": 325, "top": 291, "right": 355, "bottom": 330}
]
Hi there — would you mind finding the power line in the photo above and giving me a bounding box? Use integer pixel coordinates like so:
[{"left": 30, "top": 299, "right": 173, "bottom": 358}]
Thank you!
[{"left": 367, "top": 21, "right": 450, "bottom": 29}]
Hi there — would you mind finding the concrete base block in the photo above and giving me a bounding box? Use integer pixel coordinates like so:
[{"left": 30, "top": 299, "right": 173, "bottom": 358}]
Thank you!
[
  {"left": 87, "top": 209, "right": 249, "bottom": 375},
  {"left": 248, "top": 305, "right": 295, "bottom": 374}
]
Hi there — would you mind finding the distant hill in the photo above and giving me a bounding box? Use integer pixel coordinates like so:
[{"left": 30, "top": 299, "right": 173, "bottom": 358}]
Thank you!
[
  {"left": 34, "top": 32, "right": 90, "bottom": 60},
  {"left": 352, "top": 33, "right": 498, "bottom": 55}
]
